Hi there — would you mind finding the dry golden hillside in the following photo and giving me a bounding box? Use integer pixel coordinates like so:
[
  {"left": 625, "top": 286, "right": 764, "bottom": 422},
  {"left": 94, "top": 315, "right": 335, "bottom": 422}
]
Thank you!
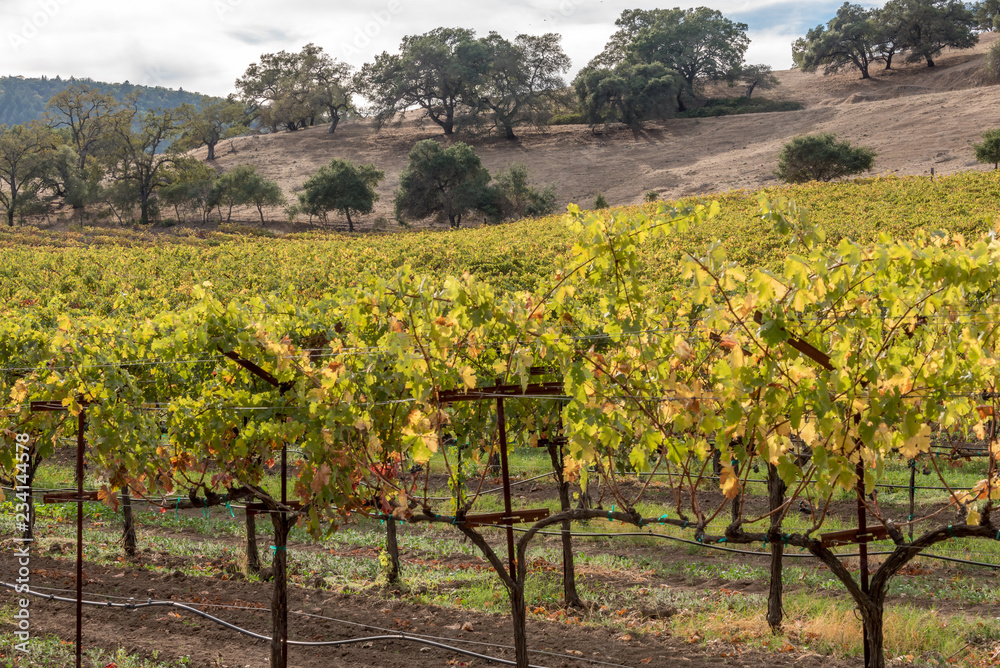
[{"left": 193, "top": 33, "right": 1000, "bottom": 231}]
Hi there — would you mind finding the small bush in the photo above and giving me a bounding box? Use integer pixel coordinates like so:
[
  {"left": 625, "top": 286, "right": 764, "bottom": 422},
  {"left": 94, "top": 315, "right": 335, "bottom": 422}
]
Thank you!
[
  {"left": 487, "top": 164, "right": 558, "bottom": 222},
  {"left": 549, "top": 112, "right": 585, "bottom": 125},
  {"left": 973, "top": 128, "right": 1000, "bottom": 169},
  {"left": 644, "top": 190, "right": 660, "bottom": 202},
  {"left": 986, "top": 40, "right": 1000, "bottom": 81},
  {"left": 680, "top": 97, "right": 803, "bottom": 118},
  {"left": 594, "top": 193, "right": 609, "bottom": 209},
  {"left": 776, "top": 133, "right": 876, "bottom": 183}
]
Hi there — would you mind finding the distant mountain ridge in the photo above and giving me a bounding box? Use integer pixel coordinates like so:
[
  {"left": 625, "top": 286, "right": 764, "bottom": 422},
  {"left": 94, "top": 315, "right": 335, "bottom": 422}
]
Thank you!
[{"left": 0, "top": 75, "right": 222, "bottom": 126}]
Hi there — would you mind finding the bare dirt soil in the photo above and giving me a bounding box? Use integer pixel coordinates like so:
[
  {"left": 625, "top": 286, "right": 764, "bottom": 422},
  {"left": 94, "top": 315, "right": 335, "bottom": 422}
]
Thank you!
[
  {"left": 1, "top": 468, "right": 994, "bottom": 668},
  {"left": 190, "top": 35, "right": 1000, "bottom": 231},
  {"left": 1, "top": 550, "right": 854, "bottom": 668}
]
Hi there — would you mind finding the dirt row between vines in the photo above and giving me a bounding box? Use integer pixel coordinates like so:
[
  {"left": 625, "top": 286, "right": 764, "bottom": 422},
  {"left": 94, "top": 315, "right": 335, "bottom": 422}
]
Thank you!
[{"left": 0, "top": 550, "right": 859, "bottom": 668}]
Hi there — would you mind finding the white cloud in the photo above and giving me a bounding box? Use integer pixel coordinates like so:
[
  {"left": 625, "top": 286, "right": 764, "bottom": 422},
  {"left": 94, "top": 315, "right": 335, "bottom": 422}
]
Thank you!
[{"left": 0, "top": 0, "right": 885, "bottom": 95}]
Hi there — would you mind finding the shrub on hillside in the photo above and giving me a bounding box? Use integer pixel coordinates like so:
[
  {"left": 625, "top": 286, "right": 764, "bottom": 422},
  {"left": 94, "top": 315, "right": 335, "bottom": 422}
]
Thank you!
[
  {"left": 548, "top": 112, "right": 586, "bottom": 125},
  {"left": 680, "top": 97, "right": 803, "bottom": 118},
  {"left": 594, "top": 193, "right": 609, "bottom": 209},
  {"left": 986, "top": 40, "right": 1000, "bottom": 81},
  {"left": 973, "top": 128, "right": 1000, "bottom": 169},
  {"left": 484, "top": 164, "right": 558, "bottom": 222},
  {"left": 775, "top": 133, "right": 876, "bottom": 184}
]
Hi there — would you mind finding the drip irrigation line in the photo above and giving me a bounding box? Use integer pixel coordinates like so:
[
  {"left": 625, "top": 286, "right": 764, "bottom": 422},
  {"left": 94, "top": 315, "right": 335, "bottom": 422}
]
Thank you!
[
  {"left": 1, "top": 582, "right": 629, "bottom": 667},
  {"left": 424, "top": 472, "right": 555, "bottom": 501},
  {"left": 0, "top": 583, "right": 553, "bottom": 668},
  {"left": 292, "top": 609, "right": 634, "bottom": 668}
]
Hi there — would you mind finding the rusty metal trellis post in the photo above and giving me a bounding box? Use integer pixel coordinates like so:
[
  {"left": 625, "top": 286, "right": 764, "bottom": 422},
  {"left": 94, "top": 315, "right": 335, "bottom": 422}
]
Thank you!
[
  {"left": 495, "top": 396, "right": 517, "bottom": 577},
  {"left": 857, "top": 462, "right": 871, "bottom": 668},
  {"left": 437, "top": 370, "right": 563, "bottom": 580},
  {"left": 30, "top": 399, "right": 87, "bottom": 668},
  {"left": 281, "top": 440, "right": 288, "bottom": 665}
]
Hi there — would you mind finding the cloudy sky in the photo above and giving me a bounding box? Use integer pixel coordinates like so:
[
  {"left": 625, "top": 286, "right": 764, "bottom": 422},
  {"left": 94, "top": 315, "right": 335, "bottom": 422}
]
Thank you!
[{"left": 2, "top": 0, "right": 880, "bottom": 96}]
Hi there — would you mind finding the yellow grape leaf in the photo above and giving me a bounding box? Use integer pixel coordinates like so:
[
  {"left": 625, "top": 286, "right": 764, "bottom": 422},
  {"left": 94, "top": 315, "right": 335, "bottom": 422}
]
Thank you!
[
  {"left": 460, "top": 365, "right": 477, "bottom": 390},
  {"left": 719, "top": 465, "right": 741, "bottom": 500},
  {"left": 673, "top": 336, "right": 694, "bottom": 362},
  {"left": 967, "top": 506, "right": 981, "bottom": 526},
  {"left": 10, "top": 379, "right": 27, "bottom": 403},
  {"left": 766, "top": 434, "right": 789, "bottom": 465},
  {"left": 730, "top": 345, "right": 744, "bottom": 369},
  {"left": 798, "top": 420, "right": 817, "bottom": 447},
  {"left": 899, "top": 424, "right": 931, "bottom": 459},
  {"left": 972, "top": 422, "right": 987, "bottom": 441},
  {"left": 410, "top": 432, "right": 440, "bottom": 465}
]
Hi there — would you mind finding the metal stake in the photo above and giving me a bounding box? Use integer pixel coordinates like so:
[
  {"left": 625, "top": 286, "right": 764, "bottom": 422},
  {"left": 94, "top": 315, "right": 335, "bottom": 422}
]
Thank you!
[
  {"left": 76, "top": 406, "right": 85, "bottom": 668},
  {"left": 281, "top": 442, "right": 288, "bottom": 667},
  {"left": 857, "top": 461, "right": 870, "bottom": 668}
]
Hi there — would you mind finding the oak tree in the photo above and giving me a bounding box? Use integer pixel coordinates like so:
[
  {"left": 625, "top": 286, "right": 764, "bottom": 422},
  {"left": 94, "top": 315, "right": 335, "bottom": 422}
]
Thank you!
[
  {"left": 357, "top": 28, "right": 489, "bottom": 136},
  {"left": 394, "top": 139, "right": 491, "bottom": 228},
  {"left": 793, "top": 3, "right": 880, "bottom": 79},
  {"left": 298, "top": 158, "right": 384, "bottom": 232},
  {"left": 594, "top": 7, "right": 749, "bottom": 111}
]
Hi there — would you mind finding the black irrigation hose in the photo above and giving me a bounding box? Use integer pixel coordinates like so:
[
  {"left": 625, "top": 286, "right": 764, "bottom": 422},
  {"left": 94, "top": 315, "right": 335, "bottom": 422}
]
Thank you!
[
  {"left": 3, "top": 583, "right": 634, "bottom": 668},
  {"left": 0, "top": 582, "right": 552, "bottom": 668},
  {"left": 515, "top": 528, "right": 1000, "bottom": 569}
]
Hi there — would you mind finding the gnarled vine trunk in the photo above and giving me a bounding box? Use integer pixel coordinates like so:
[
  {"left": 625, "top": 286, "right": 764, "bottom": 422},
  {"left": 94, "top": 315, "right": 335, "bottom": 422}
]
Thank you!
[
  {"left": 270, "top": 513, "right": 291, "bottom": 668},
  {"left": 245, "top": 507, "right": 261, "bottom": 575},
  {"left": 546, "top": 441, "right": 582, "bottom": 608},
  {"left": 121, "top": 489, "right": 137, "bottom": 558},
  {"left": 766, "top": 464, "right": 785, "bottom": 633},
  {"left": 384, "top": 516, "right": 401, "bottom": 584}
]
